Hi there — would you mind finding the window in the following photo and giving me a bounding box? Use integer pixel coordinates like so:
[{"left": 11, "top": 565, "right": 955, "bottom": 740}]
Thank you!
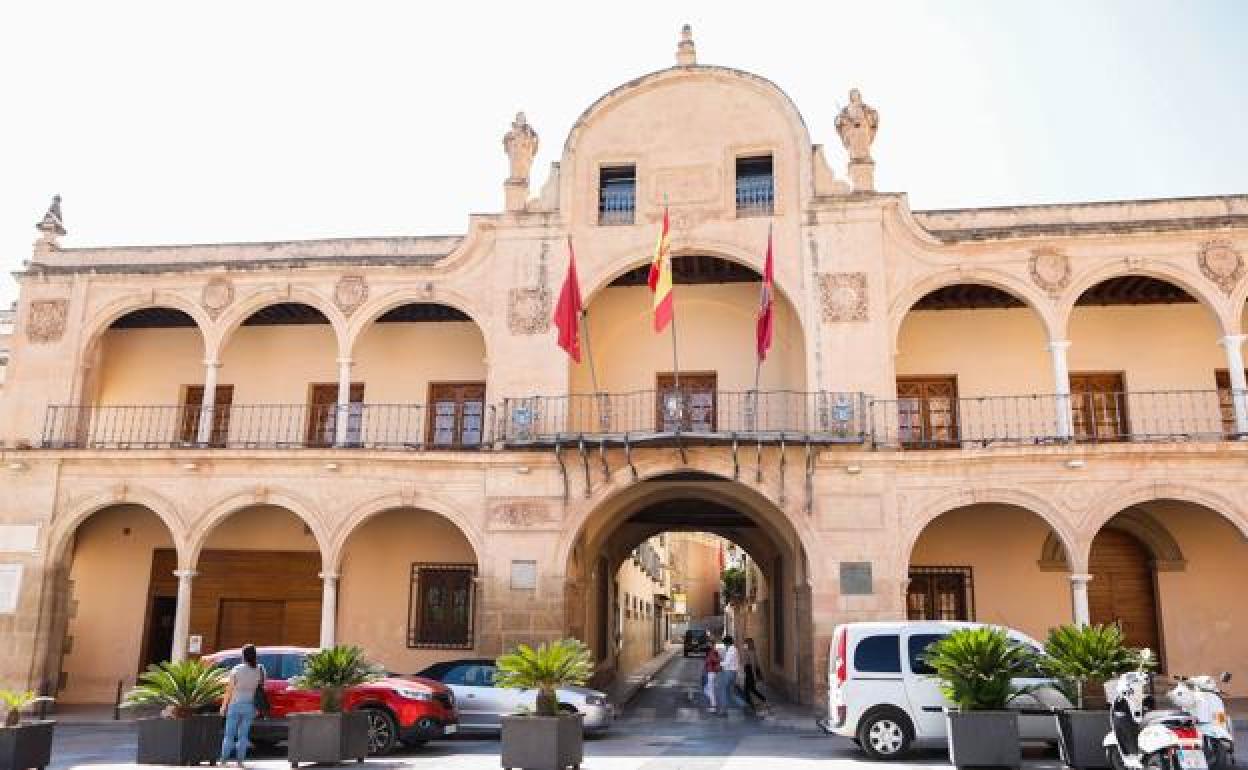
[
  {"left": 853, "top": 634, "right": 901, "bottom": 673},
  {"left": 179, "top": 385, "right": 233, "bottom": 447},
  {"left": 1070, "top": 372, "right": 1127, "bottom": 441},
  {"left": 656, "top": 372, "right": 717, "bottom": 432},
  {"left": 598, "top": 165, "right": 636, "bottom": 225},
  {"left": 306, "top": 383, "right": 364, "bottom": 448},
  {"left": 442, "top": 663, "right": 494, "bottom": 686},
  {"left": 1215, "top": 369, "right": 1247, "bottom": 436},
  {"left": 280, "top": 654, "right": 308, "bottom": 680},
  {"left": 896, "top": 377, "right": 959, "bottom": 448},
  {"left": 428, "top": 382, "right": 486, "bottom": 448},
  {"left": 907, "top": 566, "right": 974, "bottom": 621},
  {"left": 408, "top": 563, "right": 476, "bottom": 649},
  {"left": 907, "top": 633, "right": 947, "bottom": 675},
  {"left": 735, "top": 155, "right": 774, "bottom": 216}
]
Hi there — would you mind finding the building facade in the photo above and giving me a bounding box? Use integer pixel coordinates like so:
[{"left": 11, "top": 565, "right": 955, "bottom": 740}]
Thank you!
[{"left": 2, "top": 27, "right": 1247, "bottom": 707}]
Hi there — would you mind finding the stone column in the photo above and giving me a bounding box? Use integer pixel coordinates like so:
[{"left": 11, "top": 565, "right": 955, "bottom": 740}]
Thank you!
[
  {"left": 1070, "top": 573, "right": 1093, "bottom": 626},
  {"left": 1218, "top": 335, "right": 1248, "bottom": 436},
  {"left": 171, "top": 569, "right": 196, "bottom": 661},
  {"left": 1048, "top": 340, "right": 1073, "bottom": 439},
  {"left": 334, "top": 357, "right": 353, "bottom": 447},
  {"left": 196, "top": 360, "right": 221, "bottom": 445},
  {"left": 319, "top": 572, "right": 339, "bottom": 648}
]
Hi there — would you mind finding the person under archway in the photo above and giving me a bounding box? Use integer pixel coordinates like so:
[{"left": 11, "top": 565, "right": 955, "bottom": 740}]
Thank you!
[{"left": 740, "top": 638, "right": 770, "bottom": 716}]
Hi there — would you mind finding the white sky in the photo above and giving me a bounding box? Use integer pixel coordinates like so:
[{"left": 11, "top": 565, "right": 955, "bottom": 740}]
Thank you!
[{"left": 1, "top": 1, "right": 1245, "bottom": 304}]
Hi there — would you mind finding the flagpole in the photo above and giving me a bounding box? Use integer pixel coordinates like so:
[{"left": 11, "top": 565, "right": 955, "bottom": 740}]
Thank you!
[{"left": 580, "top": 308, "right": 600, "bottom": 396}]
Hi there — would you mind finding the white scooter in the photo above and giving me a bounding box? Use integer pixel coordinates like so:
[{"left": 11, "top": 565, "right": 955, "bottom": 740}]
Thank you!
[
  {"left": 1168, "top": 673, "right": 1235, "bottom": 769},
  {"left": 1105, "top": 670, "right": 1208, "bottom": 770}
]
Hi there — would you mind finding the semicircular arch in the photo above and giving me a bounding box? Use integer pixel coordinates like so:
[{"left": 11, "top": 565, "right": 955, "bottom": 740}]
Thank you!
[
  {"left": 325, "top": 492, "right": 486, "bottom": 573},
  {"left": 1057, "top": 263, "right": 1232, "bottom": 339},
  {"left": 188, "top": 488, "right": 331, "bottom": 568},
  {"left": 208, "top": 287, "right": 348, "bottom": 361},
  {"left": 80, "top": 292, "right": 213, "bottom": 361},
  {"left": 342, "top": 289, "right": 491, "bottom": 360},
  {"left": 48, "top": 486, "right": 189, "bottom": 567}
]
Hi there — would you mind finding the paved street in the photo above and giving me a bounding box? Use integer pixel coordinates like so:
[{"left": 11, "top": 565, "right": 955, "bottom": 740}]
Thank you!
[{"left": 46, "top": 654, "right": 1248, "bottom": 769}]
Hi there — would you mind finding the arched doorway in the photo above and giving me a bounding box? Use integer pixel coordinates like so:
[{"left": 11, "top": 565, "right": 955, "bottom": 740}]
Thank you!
[{"left": 1087, "top": 528, "right": 1160, "bottom": 654}]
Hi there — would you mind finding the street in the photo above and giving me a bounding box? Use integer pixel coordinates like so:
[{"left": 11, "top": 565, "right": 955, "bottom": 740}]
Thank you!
[{"left": 46, "top": 654, "right": 1247, "bottom": 770}]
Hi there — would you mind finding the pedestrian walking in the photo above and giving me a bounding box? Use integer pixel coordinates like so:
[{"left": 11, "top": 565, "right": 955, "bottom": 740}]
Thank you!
[
  {"left": 741, "top": 637, "right": 770, "bottom": 715},
  {"left": 716, "top": 635, "right": 746, "bottom": 716},
  {"left": 219, "top": 643, "right": 266, "bottom": 767},
  {"left": 702, "top": 641, "right": 721, "bottom": 712}
]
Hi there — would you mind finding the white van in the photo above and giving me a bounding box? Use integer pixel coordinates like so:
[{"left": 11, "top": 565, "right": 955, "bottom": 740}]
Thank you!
[{"left": 816, "top": 621, "right": 1072, "bottom": 759}]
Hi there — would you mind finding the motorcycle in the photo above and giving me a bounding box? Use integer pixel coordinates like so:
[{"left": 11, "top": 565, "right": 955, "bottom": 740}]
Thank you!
[
  {"left": 1105, "top": 670, "right": 1208, "bottom": 770},
  {"left": 1168, "top": 673, "right": 1235, "bottom": 769}
]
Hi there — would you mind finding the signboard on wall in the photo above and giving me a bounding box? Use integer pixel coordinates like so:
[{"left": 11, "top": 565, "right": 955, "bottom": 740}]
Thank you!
[
  {"left": 0, "top": 564, "right": 23, "bottom": 614},
  {"left": 0, "top": 525, "right": 38, "bottom": 553}
]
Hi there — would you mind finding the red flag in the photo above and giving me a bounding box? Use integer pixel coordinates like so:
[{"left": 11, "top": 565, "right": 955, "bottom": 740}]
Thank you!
[
  {"left": 554, "top": 237, "right": 584, "bottom": 362},
  {"left": 647, "top": 208, "right": 670, "bottom": 292},
  {"left": 756, "top": 226, "right": 774, "bottom": 361}
]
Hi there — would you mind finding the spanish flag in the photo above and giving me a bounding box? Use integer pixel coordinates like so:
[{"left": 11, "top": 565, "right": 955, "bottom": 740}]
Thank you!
[{"left": 649, "top": 208, "right": 674, "bottom": 332}]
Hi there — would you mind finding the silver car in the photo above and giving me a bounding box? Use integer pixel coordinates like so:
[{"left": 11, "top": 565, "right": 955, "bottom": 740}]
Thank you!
[{"left": 416, "top": 659, "right": 613, "bottom": 735}]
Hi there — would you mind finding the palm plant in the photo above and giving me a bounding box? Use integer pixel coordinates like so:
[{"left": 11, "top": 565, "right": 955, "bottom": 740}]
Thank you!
[
  {"left": 287, "top": 645, "right": 382, "bottom": 713},
  {"left": 123, "top": 659, "right": 226, "bottom": 719},
  {"left": 1042, "top": 623, "right": 1152, "bottom": 707},
  {"left": 494, "top": 639, "right": 593, "bottom": 717},
  {"left": 921, "top": 626, "right": 1038, "bottom": 711},
  {"left": 1, "top": 690, "right": 54, "bottom": 727}
]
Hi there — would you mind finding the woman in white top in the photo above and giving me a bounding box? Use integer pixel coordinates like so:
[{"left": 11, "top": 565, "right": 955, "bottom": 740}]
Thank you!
[{"left": 219, "top": 643, "right": 265, "bottom": 767}]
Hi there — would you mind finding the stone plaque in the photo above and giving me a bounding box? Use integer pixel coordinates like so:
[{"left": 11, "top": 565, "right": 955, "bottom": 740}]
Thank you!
[
  {"left": 507, "top": 287, "right": 551, "bottom": 335},
  {"left": 26, "top": 299, "right": 69, "bottom": 344},
  {"left": 839, "top": 562, "right": 873, "bottom": 596},
  {"left": 0, "top": 564, "right": 22, "bottom": 614},
  {"left": 0, "top": 525, "right": 38, "bottom": 553},
  {"left": 510, "top": 560, "right": 538, "bottom": 590},
  {"left": 818, "top": 273, "right": 868, "bottom": 322}
]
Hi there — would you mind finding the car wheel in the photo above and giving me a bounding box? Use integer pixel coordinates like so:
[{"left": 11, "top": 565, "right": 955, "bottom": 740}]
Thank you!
[
  {"left": 362, "top": 707, "right": 398, "bottom": 755},
  {"left": 856, "top": 708, "right": 913, "bottom": 760}
]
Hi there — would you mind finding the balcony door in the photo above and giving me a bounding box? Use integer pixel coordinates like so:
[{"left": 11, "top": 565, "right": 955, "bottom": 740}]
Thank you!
[
  {"left": 655, "top": 372, "right": 717, "bottom": 432},
  {"left": 306, "top": 383, "right": 364, "bottom": 447},
  {"left": 896, "top": 376, "right": 959, "bottom": 447},
  {"left": 1214, "top": 369, "right": 1248, "bottom": 436},
  {"left": 428, "top": 382, "right": 486, "bottom": 448},
  {"left": 180, "top": 385, "right": 233, "bottom": 447},
  {"left": 1070, "top": 372, "right": 1127, "bottom": 441}
]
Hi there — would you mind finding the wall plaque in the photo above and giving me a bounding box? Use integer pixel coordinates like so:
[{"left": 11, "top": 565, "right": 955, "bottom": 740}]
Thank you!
[
  {"left": 839, "top": 562, "right": 873, "bottom": 596},
  {"left": 510, "top": 560, "right": 538, "bottom": 590},
  {"left": 0, "top": 525, "right": 38, "bottom": 553}
]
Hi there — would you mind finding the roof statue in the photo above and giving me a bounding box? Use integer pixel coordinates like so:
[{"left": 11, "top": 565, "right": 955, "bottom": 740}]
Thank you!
[
  {"left": 503, "top": 111, "right": 539, "bottom": 184},
  {"left": 37, "top": 194, "right": 66, "bottom": 237},
  {"left": 835, "top": 88, "right": 879, "bottom": 162},
  {"left": 676, "top": 24, "right": 696, "bottom": 67}
]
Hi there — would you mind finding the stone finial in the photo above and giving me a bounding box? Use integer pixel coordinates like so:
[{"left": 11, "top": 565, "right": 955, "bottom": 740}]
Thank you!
[
  {"left": 503, "top": 112, "right": 539, "bottom": 212},
  {"left": 676, "top": 24, "right": 696, "bottom": 67},
  {"left": 835, "top": 89, "right": 879, "bottom": 192},
  {"left": 36, "top": 194, "right": 66, "bottom": 238}
]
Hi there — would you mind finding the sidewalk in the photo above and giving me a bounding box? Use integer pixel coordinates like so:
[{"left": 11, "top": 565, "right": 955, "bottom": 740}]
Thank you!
[{"left": 606, "top": 644, "right": 681, "bottom": 708}]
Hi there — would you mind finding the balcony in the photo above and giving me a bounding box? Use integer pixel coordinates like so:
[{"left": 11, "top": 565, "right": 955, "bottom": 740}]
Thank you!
[{"left": 735, "top": 174, "right": 774, "bottom": 217}]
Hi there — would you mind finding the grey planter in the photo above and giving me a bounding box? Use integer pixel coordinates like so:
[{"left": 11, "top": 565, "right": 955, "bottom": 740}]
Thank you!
[
  {"left": 287, "top": 711, "right": 369, "bottom": 767},
  {"left": 136, "top": 715, "right": 223, "bottom": 766},
  {"left": 946, "top": 710, "right": 1021, "bottom": 769},
  {"left": 0, "top": 721, "right": 54, "bottom": 770},
  {"left": 1057, "top": 710, "right": 1112, "bottom": 770},
  {"left": 500, "top": 714, "right": 583, "bottom": 770}
]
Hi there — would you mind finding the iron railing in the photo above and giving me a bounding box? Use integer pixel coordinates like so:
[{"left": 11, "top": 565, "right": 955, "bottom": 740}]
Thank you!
[
  {"left": 598, "top": 187, "right": 635, "bottom": 225},
  {"left": 500, "top": 390, "right": 868, "bottom": 444},
  {"left": 735, "top": 175, "right": 775, "bottom": 216}
]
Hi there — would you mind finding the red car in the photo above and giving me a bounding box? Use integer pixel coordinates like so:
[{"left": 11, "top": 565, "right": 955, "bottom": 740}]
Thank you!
[{"left": 204, "top": 646, "right": 458, "bottom": 755}]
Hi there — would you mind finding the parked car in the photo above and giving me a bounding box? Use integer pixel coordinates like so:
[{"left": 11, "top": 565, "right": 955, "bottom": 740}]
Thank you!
[
  {"left": 203, "top": 646, "right": 458, "bottom": 755},
  {"left": 416, "top": 658, "right": 612, "bottom": 735},
  {"left": 683, "top": 629, "right": 712, "bottom": 657},
  {"left": 816, "top": 621, "right": 1072, "bottom": 760}
]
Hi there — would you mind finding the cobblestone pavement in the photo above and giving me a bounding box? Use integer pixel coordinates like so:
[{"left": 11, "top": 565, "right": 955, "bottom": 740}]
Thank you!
[{"left": 48, "top": 654, "right": 1248, "bottom": 769}]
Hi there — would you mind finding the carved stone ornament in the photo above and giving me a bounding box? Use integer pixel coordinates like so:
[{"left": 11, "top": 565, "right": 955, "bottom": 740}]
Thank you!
[
  {"left": 818, "top": 273, "right": 868, "bottom": 322},
  {"left": 26, "top": 299, "right": 69, "bottom": 344},
  {"left": 200, "top": 277, "right": 234, "bottom": 319},
  {"left": 1029, "top": 247, "right": 1072, "bottom": 295},
  {"left": 333, "top": 275, "right": 369, "bottom": 316},
  {"left": 1198, "top": 239, "right": 1243, "bottom": 294},
  {"left": 508, "top": 287, "right": 551, "bottom": 335},
  {"left": 489, "top": 500, "right": 554, "bottom": 528}
]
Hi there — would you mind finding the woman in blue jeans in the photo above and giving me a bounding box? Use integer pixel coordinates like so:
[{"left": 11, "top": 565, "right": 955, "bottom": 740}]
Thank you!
[{"left": 219, "top": 643, "right": 265, "bottom": 767}]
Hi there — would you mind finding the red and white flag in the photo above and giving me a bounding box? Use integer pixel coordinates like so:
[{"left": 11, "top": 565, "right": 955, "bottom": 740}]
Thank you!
[{"left": 756, "top": 226, "right": 775, "bottom": 361}]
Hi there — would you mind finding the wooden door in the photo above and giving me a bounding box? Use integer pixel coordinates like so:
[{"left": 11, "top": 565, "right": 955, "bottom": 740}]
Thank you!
[
  {"left": 180, "top": 385, "right": 233, "bottom": 446},
  {"left": 1070, "top": 372, "right": 1127, "bottom": 441},
  {"left": 1214, "top": 369, "right": 1248, "bottom": 436},
  {"left": 1088, "top": 528, "right": 1161, "bottom": 658},
  {"left": 655, "top": 372, "right": 717, "bottom": 432},
  {"left": 217, "top": 599, "right": 286, "bottom": 650},
  {"left": 896, "top": 376, "right": 959, "bottom": 447},
  {"left": 428, "top": 382, "right": 487, "bottom": 448},
  {"left": 306, "top": 384, "right": 363, "bottom": 447},
  {"left": 906, "top": 568, "right": 972, "bottom": 621}
]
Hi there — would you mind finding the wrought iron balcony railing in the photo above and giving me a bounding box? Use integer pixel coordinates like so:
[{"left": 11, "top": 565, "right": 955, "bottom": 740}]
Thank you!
[
  {"left": 598, "top": 188, "right": 636, "bottom": 226},
  {"left": 735, "top": 175, "right": 775, "bottom": 216}
]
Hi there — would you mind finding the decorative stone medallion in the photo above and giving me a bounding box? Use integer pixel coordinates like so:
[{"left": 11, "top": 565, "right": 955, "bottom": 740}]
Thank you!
[
  {"left": 818, "top": 272, "right": 868, "bottom": 322},
  {"left": 333, "top": 275, "right": 369, "bottom": 316},
  {"left": 1198, "top": 239, "right": 1243, "bottom": 294},
  {"left": 1029, "top": 247, "right": 1071, "bottom": 295},
  {"left": 508, "top": 287, "right": 551, "bottom": 335},
  {"left": 26, "top": 299, "right": 69, "bottom": 344},
  {"left": 200, "top": 277, "right": 234, "bottom": 319},
  {"left": 489, "top": 500, "right": 554, "bottom": 529}
]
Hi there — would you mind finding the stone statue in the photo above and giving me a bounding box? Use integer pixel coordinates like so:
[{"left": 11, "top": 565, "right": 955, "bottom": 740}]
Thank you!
[
  {"left": 36, "top": 194, "right": 66, "bottom": 237},
  {"left": 502, "top": 112, "right": 539, "bottom": 183},
  {"left": 835, "top": 89, "right": 879, "bottom": 162}
]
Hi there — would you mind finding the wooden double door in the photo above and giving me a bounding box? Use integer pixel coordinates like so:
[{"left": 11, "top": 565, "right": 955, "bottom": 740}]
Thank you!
[
  {"left": 1088, "top": 528, "right": 1162, "bottom": 659},
  {"left": 655, "top": 373, "right": 716, "bottom": 432},
  {"left": 1069, "top": 372, "right": 1128, "bottom": 441}
]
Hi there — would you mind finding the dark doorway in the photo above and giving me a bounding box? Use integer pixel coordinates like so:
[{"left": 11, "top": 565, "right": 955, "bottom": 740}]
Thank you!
[{"left": 143, "top": 596, "right": 177, "bottom": 668}]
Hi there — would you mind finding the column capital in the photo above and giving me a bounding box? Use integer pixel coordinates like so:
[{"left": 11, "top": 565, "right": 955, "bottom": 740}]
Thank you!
[
  {"left": 335, "top": 357, "right": 354, "bottom": 367},
  {"left": 1047, "top": 339, "right": 1072, "bottom": 352},
  {"left": 318, "top": 571, "right": 340, "bottom": 581},
  {"left": 173, "top": 569, "right": 198, "bottom": 579},
  {"left": 202, "top": 359, "right": 222, "bottom": 369},
  {"left": 1069, "top": 572, "right": 1093, "bottom": 584},
  {"left": 1218, "top": 334, "right": 1247, "bottom": 348}
]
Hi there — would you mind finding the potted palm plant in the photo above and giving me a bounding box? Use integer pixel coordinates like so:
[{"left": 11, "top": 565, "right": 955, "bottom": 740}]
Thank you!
[
  {"left": 123, "top": 659, "right": 226, "bottom": 766},
  {"left": 285, "top": 645, "right": 381, "bottom": 767},
  {"left": 1043, "top": 624, "right": 1151, "bottom": 770},
  {"left": 923, "top": 626, "right": 1036, "bottom": 769},
  {"left": 1, "top": 690, "right": 54, "bottom": 770},
  {"left": 495, "top": 639, "right": 593, "bottom": 770}
]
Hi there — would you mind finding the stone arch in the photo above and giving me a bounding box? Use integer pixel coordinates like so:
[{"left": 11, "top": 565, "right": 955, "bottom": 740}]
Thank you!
[
  {"left": 1057, "top": 263, "right": 1233, "bottom": 339},
  {"left": 47, "top": 486, "right": 189, "bottom": 567},
  {"left": 342, "top": 289, "right": 492, "bottom": 361},
  {"left": 324, "top": 492, "right": 486, "bottom": 572},
  {"left": 80, "top": 292, "right": 214, "bottom": 360},
  {"left": 207, "top": 287, "right": 348, "bottom": 361},
  {"left": 1041, "top": 506, "right": 1187, "bottom": 572},
  {"left": 187, "top": 488, "right": 331, "bottom": 568}
]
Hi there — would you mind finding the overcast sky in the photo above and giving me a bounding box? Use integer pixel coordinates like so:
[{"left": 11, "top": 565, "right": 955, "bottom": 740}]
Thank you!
[{"left": 1, "top": 1, "right": 1245, "bottom": 304}]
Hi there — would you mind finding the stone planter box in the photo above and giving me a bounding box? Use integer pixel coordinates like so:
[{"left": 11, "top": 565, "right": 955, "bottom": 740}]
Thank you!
[
  {"left": 500, "top": 713, "right": 583, "bottom": 770},
  {"left": 136, "top": 715, "right": 223, "bottom": 766},
  {"left": 946, "top": 710, "right": 1021, "bottom": 769},
  {"left": 287, "top": 712, "right": 369, "bottom": 767},
  {"left": 1057, "top": 710, "right": 1112, "bottom": 770},
  {"left": 0, "top": 721, "right": 55, "bottom": 770}
]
